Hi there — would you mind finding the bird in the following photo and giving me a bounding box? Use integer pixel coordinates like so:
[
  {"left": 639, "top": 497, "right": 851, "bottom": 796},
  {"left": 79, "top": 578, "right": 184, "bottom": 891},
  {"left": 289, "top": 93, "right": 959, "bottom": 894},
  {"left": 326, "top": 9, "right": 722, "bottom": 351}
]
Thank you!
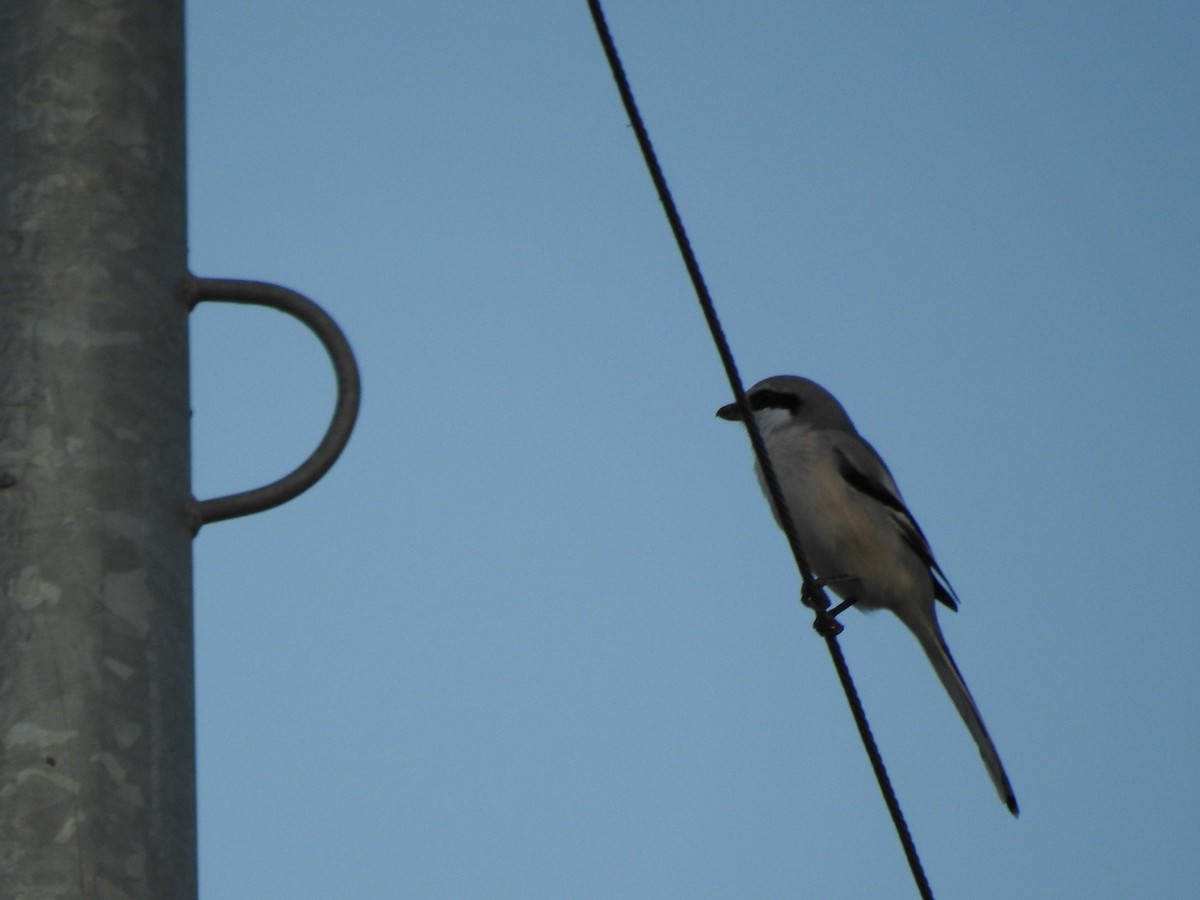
[{"left": 717, "top": 375, "right": 1018, "bottom": 816}]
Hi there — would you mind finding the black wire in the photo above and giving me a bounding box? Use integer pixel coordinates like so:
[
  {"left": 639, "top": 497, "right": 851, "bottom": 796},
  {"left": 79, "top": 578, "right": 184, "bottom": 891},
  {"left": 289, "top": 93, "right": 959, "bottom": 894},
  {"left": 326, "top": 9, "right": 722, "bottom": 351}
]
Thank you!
[{"left": 585, "top": 3, "right": 934, "bottom": 897}]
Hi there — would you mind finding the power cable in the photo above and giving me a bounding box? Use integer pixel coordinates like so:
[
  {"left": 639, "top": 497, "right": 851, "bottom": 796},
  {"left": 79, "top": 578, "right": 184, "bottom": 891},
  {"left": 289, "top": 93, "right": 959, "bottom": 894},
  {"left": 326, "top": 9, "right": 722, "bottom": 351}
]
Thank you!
[{"left": 585, "top": 3, "right": 935, "bottom": 897}]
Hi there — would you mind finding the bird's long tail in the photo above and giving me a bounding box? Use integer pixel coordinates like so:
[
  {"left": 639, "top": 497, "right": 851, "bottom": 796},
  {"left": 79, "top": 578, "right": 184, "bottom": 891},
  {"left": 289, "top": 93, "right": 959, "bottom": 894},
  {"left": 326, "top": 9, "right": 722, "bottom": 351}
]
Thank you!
[{"left": 902, "top": 613, "right": 1019, "bottom": 816}]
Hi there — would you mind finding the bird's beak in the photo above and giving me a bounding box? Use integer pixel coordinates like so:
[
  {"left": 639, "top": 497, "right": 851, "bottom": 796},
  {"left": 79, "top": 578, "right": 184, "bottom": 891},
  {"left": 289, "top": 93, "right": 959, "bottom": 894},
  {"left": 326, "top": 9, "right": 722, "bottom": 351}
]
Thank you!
[{"left": 716, "top": 402, "right": 742, "bottom": 421}]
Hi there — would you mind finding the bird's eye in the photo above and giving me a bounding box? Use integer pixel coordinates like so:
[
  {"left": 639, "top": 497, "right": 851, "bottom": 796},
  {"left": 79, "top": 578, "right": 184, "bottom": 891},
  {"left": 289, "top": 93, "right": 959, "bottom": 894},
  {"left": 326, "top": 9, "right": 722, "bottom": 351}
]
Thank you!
[
  {"left": 750, "top": 389, "right": 801, "bottom": 413},
  {"left": 749, "top": 390, "right": 773, "bottom": 410}
]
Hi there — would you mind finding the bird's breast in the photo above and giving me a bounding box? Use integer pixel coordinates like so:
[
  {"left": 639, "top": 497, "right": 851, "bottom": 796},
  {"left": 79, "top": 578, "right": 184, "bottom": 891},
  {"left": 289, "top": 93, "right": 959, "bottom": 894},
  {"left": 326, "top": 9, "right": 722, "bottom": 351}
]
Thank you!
[{"left": 760, "top": 431, "right": 925, "bottom": 610}]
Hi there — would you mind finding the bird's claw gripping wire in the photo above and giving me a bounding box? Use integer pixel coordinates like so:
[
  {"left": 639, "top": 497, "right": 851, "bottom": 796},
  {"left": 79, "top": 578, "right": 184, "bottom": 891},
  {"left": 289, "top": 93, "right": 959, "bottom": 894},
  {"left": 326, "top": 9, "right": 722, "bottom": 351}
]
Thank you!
[{"left": 802, "top": 575, "right": 858, "bottom": 637}]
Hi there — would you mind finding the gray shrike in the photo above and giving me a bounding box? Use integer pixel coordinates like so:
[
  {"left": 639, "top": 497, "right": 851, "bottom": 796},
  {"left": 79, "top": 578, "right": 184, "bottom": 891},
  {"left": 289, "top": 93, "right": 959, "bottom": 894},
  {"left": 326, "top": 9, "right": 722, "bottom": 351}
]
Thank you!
[{"left": 717, "top": 375, "right": 1018, "bottom": 816}]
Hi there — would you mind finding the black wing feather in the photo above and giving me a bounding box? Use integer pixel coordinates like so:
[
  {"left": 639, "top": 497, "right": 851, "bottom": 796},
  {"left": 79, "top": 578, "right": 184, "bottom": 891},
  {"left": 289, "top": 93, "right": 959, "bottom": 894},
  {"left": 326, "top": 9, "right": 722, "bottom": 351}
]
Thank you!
[{"left": 834, "top": 447, "right": 960, "bottom": 611}]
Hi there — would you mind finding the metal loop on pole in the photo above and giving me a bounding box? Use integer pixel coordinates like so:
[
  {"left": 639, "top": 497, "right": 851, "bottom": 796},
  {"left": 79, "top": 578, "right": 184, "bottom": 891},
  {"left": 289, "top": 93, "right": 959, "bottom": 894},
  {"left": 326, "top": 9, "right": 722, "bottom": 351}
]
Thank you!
[{"left": 186, "top": 276, "right": 361, "bottom": 530}]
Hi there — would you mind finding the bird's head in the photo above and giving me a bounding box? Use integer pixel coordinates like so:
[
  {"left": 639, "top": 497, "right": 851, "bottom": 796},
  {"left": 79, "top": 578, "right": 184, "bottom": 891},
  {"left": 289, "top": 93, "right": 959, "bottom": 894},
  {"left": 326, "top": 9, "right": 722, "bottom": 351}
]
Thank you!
[{"left": 716, "top": 375, "right": 855, "bottom": 435}]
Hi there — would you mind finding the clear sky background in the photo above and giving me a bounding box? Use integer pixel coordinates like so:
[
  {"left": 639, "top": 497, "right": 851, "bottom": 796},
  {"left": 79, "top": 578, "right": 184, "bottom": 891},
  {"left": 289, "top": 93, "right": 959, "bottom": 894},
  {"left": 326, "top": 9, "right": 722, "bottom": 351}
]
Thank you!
[{"left": 185, "top": 3, "right": 1198, "bottom": 898}]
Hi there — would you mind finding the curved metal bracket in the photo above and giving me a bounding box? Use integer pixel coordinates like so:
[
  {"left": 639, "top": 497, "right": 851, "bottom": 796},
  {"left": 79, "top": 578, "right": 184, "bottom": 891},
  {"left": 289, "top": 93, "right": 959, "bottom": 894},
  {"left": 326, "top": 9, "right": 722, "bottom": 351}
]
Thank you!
[{"left": 186, "top": 276, "right": 361, "bottom": 531}]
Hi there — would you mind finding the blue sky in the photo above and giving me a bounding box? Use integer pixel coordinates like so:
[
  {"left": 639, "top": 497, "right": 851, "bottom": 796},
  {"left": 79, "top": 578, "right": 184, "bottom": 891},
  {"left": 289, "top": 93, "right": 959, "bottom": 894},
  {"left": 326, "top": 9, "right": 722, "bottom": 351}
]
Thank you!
[{"left": 186, "top": 3, "right": 1198, "bottom": 897}]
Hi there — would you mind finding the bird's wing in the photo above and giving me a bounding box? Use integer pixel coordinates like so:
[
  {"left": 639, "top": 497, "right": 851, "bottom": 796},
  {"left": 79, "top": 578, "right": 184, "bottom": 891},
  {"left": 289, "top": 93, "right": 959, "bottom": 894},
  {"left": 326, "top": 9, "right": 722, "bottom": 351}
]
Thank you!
[{"left": 832, "top": 438, "right": 959, "bottom": 611}]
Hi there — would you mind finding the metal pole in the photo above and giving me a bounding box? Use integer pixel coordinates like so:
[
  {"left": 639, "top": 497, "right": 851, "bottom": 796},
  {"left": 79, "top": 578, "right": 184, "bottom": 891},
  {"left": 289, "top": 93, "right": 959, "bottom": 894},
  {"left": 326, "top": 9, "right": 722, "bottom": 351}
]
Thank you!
[{"left": 0, "top": 0, "right": 194, "bottom": 896}]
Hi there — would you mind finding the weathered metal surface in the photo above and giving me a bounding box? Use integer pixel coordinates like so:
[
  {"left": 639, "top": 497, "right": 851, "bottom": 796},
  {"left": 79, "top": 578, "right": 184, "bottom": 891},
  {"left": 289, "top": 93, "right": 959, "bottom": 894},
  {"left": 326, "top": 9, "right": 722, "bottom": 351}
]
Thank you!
[{"left": 0, "top": 1, "right": 195, "bottom": 896}]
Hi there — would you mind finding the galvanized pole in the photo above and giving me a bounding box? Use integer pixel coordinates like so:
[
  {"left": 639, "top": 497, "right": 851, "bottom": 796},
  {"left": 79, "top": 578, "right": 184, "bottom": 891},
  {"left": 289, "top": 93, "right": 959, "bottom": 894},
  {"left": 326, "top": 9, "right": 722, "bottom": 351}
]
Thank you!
[{"left": 0, "top": 0, "right": 195, "bottom": 896}]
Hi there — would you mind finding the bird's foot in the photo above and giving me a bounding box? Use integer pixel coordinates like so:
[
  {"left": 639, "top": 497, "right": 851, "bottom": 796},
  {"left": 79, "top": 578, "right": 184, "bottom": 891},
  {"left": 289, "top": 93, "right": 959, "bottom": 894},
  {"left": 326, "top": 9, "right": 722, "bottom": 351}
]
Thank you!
[
  {"left": 827, "top": 596, "right": 858, "bottom": 618},
  {"left": 802, "top": 575, "right": 856, "bottom": 637}
]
